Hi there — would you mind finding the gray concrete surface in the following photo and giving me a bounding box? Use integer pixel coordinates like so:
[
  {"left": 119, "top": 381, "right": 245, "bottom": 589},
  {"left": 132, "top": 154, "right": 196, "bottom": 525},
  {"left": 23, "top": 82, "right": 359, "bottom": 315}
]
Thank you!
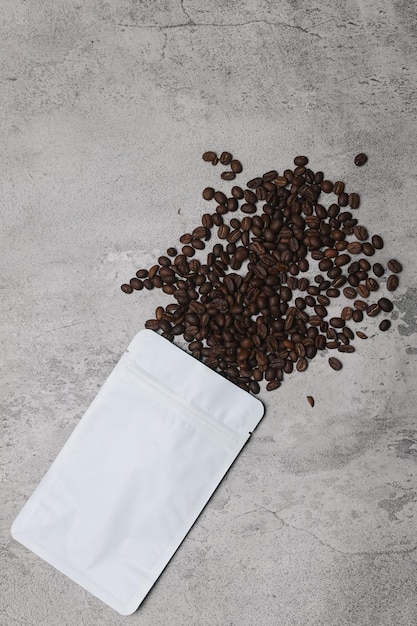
[{"left": 1, "top": 1, "right": 417, "bottom": 624}]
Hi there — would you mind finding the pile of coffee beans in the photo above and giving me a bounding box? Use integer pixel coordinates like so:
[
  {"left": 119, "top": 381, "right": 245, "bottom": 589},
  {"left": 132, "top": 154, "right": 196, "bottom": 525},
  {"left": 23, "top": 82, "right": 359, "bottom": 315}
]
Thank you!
[{"left": 120, "top": 151, "right": 402, "bottom": 394}]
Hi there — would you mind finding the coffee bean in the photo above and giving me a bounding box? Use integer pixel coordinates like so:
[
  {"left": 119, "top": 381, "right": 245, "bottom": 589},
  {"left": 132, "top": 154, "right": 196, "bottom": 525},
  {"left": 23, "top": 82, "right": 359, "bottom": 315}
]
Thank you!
[
  {"left": 341, "top": 306, "right": 353, "bottom": 320},
  {"left": 214, "top": 191, "right": 227, "bottom": 205},
  {"left": 130, "top": 278, "right": 143, "bottom": 290},
  {"left": 378, "top": 297, "right": 393, "bottom": 312},
  {"left": 373, "top": 263, "right": 384, "bottom": 277},
  {"left": 357, "top": 284, "right": 369, "bottom": 298},
  {"left": 354, "top": 300, "right": 368, "bottom": 311},
  {"left": 356, "top": 331, "right": 368, "bottom": 339},
  {"left": 343, "top": 286, "right": 357, "bottom": 299},
  {"left": 367, "top": 303, "right": 380, "bottom": 317},
  {"left": 220, "top": 151, "right": 232, "bottom": 165},
  {"left": 231, "top": 185, "right": 244, "bottom": 199},
  {"left": 371, "top": 235, "right": 384, "bottom": 249},
  {"left": 354, "top": 225, "right": 368, "bottom": 241},
  {"left": 338, "top": 192, "right": 349, "bottom": 207},
  {"left": 202, "top": 187, "right": 214, "bottom": 200},
  {"left": 379, "top": 320, "right": 391, "bottom": 331},
  {"left": 352, "top": 309, "right": 364, "bottom": 322},
  {"left": 230, "top": 159, "right": 243, "bottom": 173},
  {"left": 202, "top": 151, "right": 217, "bottom": 162},
  {"left": 329, "top": 357, "right": 342, "bottom": 370},
  {"left": 330, "top": 317, "right": 345, "bottom": 328},
  {"left": 386, "top": 274, "right": 399, "bottom": 291},
  {"left": 221, "top": 171, "right": 236, "bottom": 180},
  {"left": 347, "top": 241, "right": 362, "bottom": 254},
  {"left": 321, "top": 180, "right": 333, "bottom": 193},
  {"left": 347, "top": 193, "right": 359, "bottom": 209},
  {"left": 121, "top": 283, "right": 133, "bottom": 294},
  {"left": 333, "top": 181, "right": 345, "bottom": 195},
  {"left": 387, "top": 259, "right": 402, "bottom": 273},
  {"left": 136, "top": 269, "right": 148, "bottom": 278},
  {"left": 362, "top": 242, "right": 375, "bottom": 256},
  {"left": 354, "top": 153, "right": 368, "bottom": 166}
]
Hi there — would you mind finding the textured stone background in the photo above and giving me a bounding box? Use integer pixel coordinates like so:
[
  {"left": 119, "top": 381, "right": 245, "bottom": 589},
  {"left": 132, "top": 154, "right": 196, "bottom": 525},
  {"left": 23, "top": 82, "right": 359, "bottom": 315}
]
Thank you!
[{"left": 1, "top": 1, "right": 417, "bottom": 624}]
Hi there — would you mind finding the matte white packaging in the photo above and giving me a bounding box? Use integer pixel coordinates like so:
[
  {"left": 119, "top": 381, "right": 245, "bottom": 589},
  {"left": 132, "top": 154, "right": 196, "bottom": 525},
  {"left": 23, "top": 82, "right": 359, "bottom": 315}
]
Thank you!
[{"left": 12, "top": 330, "right": 264, "bottom": 615}]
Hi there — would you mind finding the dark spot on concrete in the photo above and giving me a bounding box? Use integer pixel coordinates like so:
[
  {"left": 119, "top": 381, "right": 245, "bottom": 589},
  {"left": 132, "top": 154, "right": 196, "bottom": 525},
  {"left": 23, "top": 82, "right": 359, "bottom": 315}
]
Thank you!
[
  {"left": 394, "top": 437, "right": 417, "bottom": 460},
  {"left": 405, "top": 347, "right": 417, "bottom": 354},
  {"left": 396, "top": 287, "right": 417, "bottom": 336},
  {"left": 378, "top": 492, "right": 417, "bottom": 521}
]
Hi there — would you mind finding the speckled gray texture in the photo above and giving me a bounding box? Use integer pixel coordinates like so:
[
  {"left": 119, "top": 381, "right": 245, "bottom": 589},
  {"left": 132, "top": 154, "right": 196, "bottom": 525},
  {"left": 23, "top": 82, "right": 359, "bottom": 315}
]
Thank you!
[{"left": 1, "top": 1, "right": 417, "bottom": 624}]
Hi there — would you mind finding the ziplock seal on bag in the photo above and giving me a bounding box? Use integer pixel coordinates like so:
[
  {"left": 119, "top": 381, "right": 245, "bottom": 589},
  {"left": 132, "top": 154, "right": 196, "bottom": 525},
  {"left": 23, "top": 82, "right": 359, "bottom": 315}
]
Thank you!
[{"left": 12, "top": 329, "right": 264, "bottom": 615}]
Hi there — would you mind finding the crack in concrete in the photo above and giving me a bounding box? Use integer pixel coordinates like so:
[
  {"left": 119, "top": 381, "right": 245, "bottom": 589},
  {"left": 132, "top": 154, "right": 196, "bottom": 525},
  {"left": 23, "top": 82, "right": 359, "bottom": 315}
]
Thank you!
[
  {"left": 252, "top": 504, "right": 417, "bottom": 557},
  {"left": 115, "top": 19, "right": 321, "bottom": 39}
]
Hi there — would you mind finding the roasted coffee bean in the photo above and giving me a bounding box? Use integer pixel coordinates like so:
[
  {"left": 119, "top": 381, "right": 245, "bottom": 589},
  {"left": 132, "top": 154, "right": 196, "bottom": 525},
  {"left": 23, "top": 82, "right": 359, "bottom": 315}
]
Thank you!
[
  {"left": 129, "top": 277, "right": 143, "bottom": 290},
  {"left": 362, "top": 242, "right": 375, "bottom": 256},
  {"left": 354, "top": 225, "right": 368, "bottom": 241},
  {"left": 341, "top": 306, "right": 353, "bottom": 320},
  {"left": 333, "top": 181, "right": 345, "bottom": 195},
  {"left": 335, "top": 254, "right": 351, "bottom": 267},
  {"left": 321, "top": 180, "right": 333, "bottom": 193},
  {"left": 221, "top": 171, "right": 236, "bottom": 180},
  {"left": 354, "top": 300, "right": 368, "bottom": 311},
  {"left": 356, "top": 331, "right": 368, "bottom": 339},
  {"left": 202, "top": 151, "right": 217, "bottom": 162},
  {"left": 307, "top": 395, "right": 315, "bottom": 407},
  {"left": 214, "top": 191, "right": 227, "bottom": 205},
  {"left": 143, "top": 278, "right": 154, "bottom": 290},
  {"left": 220, "top": 151, "right": 232, "bottom": 165},
  {"left": 230, "top": 159, "right": 243, "bottom": 173},
  {"left": 338, "top": 345, "right": 355, "bottom": 353},
  {"left": 379, "top": 319, "right": 391, "bottom": 331},
  {"left": 231, "top": 185, "right": 244, "bottom": 199},
  {"left": 294, "top": 155, "right": 308, "bottom": 166},
  {"left": 347, "top": 241, "right": 362, "bottom": 254},
  {"left": 378, "top": 297, "right": 393, "bottom": 312},
  {"left": 354, "top": 153, "right": 368, "bottom": 166},
  {"left": 372, "top": 235, "right": 384, "bottom": 249},
  {"left": 330, "top": 317, "right": 345, "bottom": 328},
  {"left": 367, "top": 303, "right": 381, "bottom": 317},
  {"left": 349, "top": 193, "right": 360, "bottom": 209},
  {"left": 202, "top": 187, "right": 215, "bottom": 200},
  {"left": 387, "top": 259, "right": 402, "bottom": 273},
  {"left": 329, "top": 357, "right": 342, "bottom": 370},
  {"left": 338, "top": 192, "right": 349, "bottom": 207},
  {"left": 352, "top": 309, "right": 364, "bottom": 322},
  {"left": 343, "top": 286, "right": 357, "bottom": 299},
  {"left": 121, "top": 283, "right": 133, "bottom": 294},
  {"left": 373, "top": 263, "right": 384, "bottom": 277},
  {"left": 136, "top": 269, "right": 148, "bottom": 278},
  {"left": 387, "top": 274, "right": 399, "bottom": 291},
  {"left": 366, "top": 277, "right": 379, "bottom": 291},
  {"left": 357, "top": 284, "right": 370, "bottom": 298}
]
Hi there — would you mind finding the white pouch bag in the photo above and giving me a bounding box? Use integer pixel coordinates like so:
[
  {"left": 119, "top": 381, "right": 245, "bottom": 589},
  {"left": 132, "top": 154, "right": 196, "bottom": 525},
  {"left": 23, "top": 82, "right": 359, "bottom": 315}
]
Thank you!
[{"left": 12, "top": 329, "right": 264, "bottom": 615}]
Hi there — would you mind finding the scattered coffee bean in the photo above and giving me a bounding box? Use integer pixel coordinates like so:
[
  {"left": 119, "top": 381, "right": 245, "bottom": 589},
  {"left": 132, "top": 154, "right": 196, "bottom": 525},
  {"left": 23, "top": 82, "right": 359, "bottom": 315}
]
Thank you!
[
  {"left": 366, "top": 303, "right": 381, "bottom": 317},
  {"left": 121, "top": 151, "right": 403, "bottom": 394},
  {"left": 230, "top": 159, "right": 243, "bottom": 173},
  {"left": 202, "top": 187, "right": 215, "bottom": 200},
  {"left": 202, "top": 151, "right": 217, "bottom": 162},
  {"left": 356, "top": 331, "right": 368, "bottom": 339},
  {"left": 387, "top": 274, "right": 399, "bottom": 291},
  {"left": 387, "top": 259, "right": 402, "bottom": 273},
  {"left": 371, "top": 235, "right": 384, "bottom": 249},
  {"left": 329, "top": 357, "right": 343, "bottom": 370},
  {"left": 130, "top": 278, "right": 143, "bottom": 290},
  {"left": 221, "top": 171, "right": 236, "bottom": 180},
  {"left": 354, "top": 153, "right": 368, "bottom": 166},
  {"left": 373, "top": 263, "right": 384, "bottom": 277},
  {"left": 378, "top": 297, "right": 393, "bottom": 312},
  {"left": 379, "top": 320, "right": 391, "bottom": 331},
  {"left": 307, "top": 395, "right": 315, "bottom": 407},
  {"left": 220, "top": 151, "right": 233, "bottom": 165}
]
